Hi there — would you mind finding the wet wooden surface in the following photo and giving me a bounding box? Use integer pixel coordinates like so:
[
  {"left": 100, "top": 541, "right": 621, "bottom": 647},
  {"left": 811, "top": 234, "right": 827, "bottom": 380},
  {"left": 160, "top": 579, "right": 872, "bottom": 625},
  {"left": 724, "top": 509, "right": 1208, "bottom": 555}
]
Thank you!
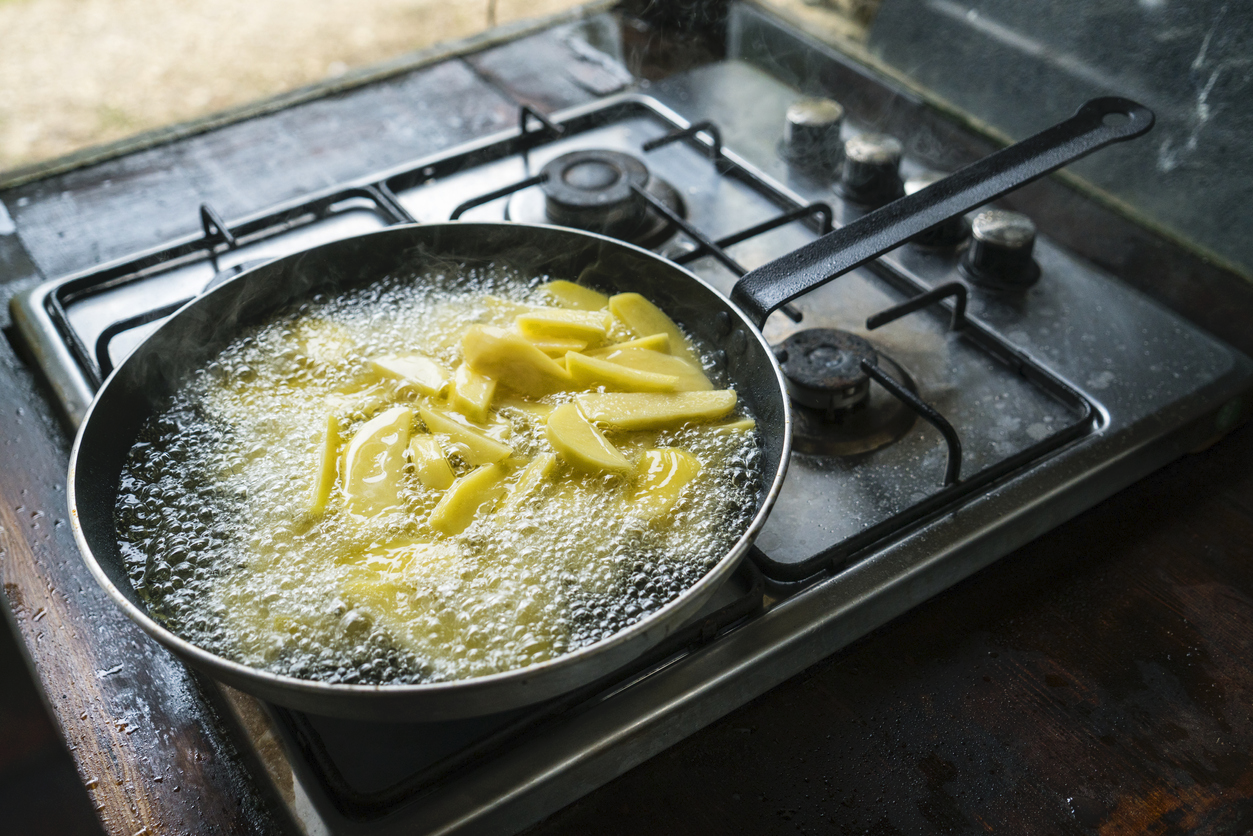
[{"left": 2, "top": 9, "right": 1253, "bottom": 835}]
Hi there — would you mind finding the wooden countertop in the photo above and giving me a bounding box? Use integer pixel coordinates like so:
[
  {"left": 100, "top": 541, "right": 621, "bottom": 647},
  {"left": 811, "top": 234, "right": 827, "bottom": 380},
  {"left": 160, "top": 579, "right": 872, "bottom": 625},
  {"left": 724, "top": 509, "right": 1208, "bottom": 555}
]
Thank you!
[{"left": 2, "top": 13, "right": 1252, "bottom": 835}]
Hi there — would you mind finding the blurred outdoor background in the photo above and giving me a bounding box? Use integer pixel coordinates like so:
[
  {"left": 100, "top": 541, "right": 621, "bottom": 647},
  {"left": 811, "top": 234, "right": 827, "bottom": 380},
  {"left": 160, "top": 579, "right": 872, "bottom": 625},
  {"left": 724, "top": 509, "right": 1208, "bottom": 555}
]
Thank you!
[{"left": 0, "top": 0, "right": 586, "bottom": 175}]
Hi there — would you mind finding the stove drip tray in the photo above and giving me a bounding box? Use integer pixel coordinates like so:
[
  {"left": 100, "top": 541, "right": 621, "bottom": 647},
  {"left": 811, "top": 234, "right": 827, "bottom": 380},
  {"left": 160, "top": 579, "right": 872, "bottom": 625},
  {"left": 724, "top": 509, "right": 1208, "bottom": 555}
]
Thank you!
[
  {"left": 507, "top": 149, "right": 684, "bottom": 249},
  {"left": 775, "top": 328, "right": 917, "bottom": 456}
]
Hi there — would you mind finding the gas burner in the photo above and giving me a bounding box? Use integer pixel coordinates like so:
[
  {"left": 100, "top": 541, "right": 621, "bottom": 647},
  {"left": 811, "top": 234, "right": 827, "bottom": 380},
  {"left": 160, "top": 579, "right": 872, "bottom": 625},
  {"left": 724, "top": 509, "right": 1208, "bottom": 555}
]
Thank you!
[
  {"left": 774, "top": 328, "right": 917, "bottom": 456},
  {"left": 507, "top": 149, "right": 685, "bottom": 249}
]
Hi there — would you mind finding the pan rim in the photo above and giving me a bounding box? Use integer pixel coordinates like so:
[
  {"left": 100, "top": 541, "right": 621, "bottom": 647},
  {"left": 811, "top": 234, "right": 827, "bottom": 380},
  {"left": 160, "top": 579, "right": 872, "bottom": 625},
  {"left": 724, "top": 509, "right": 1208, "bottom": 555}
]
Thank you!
[{"left": 67, "top": 221, "right": 793, "bottom": 712}]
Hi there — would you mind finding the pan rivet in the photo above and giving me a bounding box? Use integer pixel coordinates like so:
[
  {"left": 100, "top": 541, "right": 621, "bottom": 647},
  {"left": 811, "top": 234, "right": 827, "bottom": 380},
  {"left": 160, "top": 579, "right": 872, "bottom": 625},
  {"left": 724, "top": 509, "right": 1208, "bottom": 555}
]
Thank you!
[
  {"left": 729, "top": 329, "right": 748, "bottom": 356},
  {"left": 713, "top": 311, "right": 732, "bottom": 337}
]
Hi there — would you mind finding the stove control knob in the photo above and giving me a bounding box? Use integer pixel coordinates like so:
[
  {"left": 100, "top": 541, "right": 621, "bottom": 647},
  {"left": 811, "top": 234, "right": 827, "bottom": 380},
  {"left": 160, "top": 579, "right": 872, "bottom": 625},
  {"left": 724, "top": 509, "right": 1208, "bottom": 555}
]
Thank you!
[
  {"left": 961, "top": 209, "right": 1040, "bottom": 290},
  {"left": 904, "top": 172, "right": 969, "bottom": 248},
  {"left": 782, "top": 98, "right": 845, "bottom": 172},
  {"left": 837, "top": 133, "right": 904, "bottom": 207}
]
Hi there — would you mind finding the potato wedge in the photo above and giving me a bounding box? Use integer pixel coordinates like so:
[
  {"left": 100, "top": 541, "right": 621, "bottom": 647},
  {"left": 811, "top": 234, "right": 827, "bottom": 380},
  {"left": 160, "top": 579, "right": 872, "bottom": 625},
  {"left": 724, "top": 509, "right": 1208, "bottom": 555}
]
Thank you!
[
  {"left": 629, "top": 448, "right": 702, "bottom": 520},
  {"left": 566, "top": 351, "right": 679, "bottom": 393},
  {"left": 516, "top": 309, "right": 611, "bottom": 344},
  {"left": 521, "top": 334, "right": 589, "bottom": 357},
  {"left": 505, "top": 453, "right": 557, "bottom": 507},
  {"left": 369, "top": 354, "right": 452, "bottom": 397},
  {"left": 546, "top": 403, "right": 632, "bottom": 475},
  {"left": 342, "top": 405, "right": 411, "bottom": 516},
  {"left": 608, "top": 293, "right": 699, "bottom": 364},
  {"left": 576, "top": 391, "right": 737, "bottom": 430},
  {"left": 429, "top": 464, "right": 509, "bottom": 535},
  {"left": 462, "top": 325, "right": 573, "bottom": 396},
  {"left": 539, "top": 280, "right": 609, "bottom": 311},
  {"left": 713, "top": 416, "right": 757, "bottom": 433},
  {"left": 585, "top": 333, "right": 670, "bottom": 356},
  {"left": 451, "top": 363, "right": 496, "bottom": 423},
  {"left": 594, "top": 347, "right": 712, "bottom": 391},
  {"left": 310, "top": 414, "right": 341, "bottom": 515},
  {"left": 418, "top": 405, "right": 512, "bottom": 466},
  {"left": 407, "top": 433, "right": 455, "bottom": 490}
]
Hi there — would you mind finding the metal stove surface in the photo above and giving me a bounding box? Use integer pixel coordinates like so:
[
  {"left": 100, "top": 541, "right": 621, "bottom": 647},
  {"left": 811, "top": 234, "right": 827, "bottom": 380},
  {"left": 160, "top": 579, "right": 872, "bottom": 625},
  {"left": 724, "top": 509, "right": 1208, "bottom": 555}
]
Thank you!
[{"left": 11, "top": 58, "right": 1253, "bottom": 836}]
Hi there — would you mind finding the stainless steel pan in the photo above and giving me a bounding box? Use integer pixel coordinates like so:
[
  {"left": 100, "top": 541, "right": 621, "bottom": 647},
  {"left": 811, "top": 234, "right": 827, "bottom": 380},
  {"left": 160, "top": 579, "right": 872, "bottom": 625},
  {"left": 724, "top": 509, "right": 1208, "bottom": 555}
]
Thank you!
[{"left": 68, "top": 98, "right": 1152, "bottom": 720}]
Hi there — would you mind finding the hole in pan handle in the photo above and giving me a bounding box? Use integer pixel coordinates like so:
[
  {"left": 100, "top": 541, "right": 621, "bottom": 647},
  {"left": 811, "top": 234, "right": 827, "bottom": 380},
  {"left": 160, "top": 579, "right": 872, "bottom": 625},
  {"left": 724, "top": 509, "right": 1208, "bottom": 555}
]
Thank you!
[{"left": 729, "top": 97, "right": 1154, "bottom": 328}]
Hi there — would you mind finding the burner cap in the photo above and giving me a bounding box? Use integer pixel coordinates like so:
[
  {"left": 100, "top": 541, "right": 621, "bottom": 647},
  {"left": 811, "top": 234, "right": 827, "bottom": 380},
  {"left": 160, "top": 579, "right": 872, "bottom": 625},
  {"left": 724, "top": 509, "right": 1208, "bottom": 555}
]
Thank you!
[
  {"left": 775, "top": 329, "right": 919, "bottom": 456},
  {"left": 776, "top": 329, "right": 878, "bottom": 414},
  {"left": 541, "top": 150, "right": 649, "bottom": 225},
  {"left": 506, "top": 149, "right": 684, "bottom": 249}
]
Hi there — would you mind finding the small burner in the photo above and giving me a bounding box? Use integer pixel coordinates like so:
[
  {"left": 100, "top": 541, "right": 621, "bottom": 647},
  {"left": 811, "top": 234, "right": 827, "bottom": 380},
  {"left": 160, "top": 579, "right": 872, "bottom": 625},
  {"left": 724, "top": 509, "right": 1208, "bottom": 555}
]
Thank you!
[
  {"left": 507, "top": 149, "right": 684, "bottom": 249},
  {"left": 774, "top": 328, "right": 917, "bottom": 456}
]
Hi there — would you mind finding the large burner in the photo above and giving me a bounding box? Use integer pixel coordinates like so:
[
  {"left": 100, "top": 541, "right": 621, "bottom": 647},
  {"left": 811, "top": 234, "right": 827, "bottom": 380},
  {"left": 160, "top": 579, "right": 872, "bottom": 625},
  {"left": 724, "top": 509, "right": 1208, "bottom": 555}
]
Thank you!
[
  {"left": 775, "top": 328, "right": 917, "bottom": 456},
  {"left": 507, "top": 149, "right": 684, "bottom": 248}
]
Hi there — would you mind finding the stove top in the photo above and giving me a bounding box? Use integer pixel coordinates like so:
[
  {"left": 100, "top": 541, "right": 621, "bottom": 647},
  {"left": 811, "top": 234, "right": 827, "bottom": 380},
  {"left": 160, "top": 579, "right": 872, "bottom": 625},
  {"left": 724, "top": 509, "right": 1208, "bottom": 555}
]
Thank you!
[{"left": 9, "top": 10, "right": 1253, "bottom": 836}]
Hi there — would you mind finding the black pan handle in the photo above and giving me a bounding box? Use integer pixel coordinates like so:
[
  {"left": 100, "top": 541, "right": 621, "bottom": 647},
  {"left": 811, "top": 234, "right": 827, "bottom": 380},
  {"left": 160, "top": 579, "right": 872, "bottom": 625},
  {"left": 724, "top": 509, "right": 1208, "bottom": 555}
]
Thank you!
[{"left": 730, "top": 97, "right": 1154, "bottom": 327}]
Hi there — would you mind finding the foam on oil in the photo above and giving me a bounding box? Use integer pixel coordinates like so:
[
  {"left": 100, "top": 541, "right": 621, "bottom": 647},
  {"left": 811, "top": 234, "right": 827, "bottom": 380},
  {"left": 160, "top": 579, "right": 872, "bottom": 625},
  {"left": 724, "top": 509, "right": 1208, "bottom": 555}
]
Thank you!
[{"left": 115, "top": 265, "right": 762, "bottom": 685}]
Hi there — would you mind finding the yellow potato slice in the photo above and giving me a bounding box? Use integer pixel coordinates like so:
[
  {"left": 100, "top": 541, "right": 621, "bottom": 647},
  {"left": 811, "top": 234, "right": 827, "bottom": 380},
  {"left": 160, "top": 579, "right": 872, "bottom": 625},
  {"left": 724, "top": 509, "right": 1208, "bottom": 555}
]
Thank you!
[
  {"left": 407, "top": 433, "right": 455, "bottom": 491},
  {"left": 429, "top": 464, "right": 509, "bottom": 535},
  {"left": 629, "top": 448, "right": 702, "bottom": 520},
  {"left": 418, "top": 405, "right": 512, "bottom": 466},
  {"left": 342, "top": 405, "right": 411, "bottom": 516},
  {"left": 539, "top": 280, "right": 610, "bottom": 311},
  {"left": 369, "top": 353, "right": 452, "bottom": 398},
  {"left": 586, "top": 333, "right": 670, "bottom": 356},
  {"left": 451, "top": 363, "right": 496, "bottom": 423},
  {"left": 713, "top": 417, "right": 757, "bottom": 433},
  {"left": 576, "top": 391, "right": 737, "bottom": 430},
  {"left": 310, "top": 414, "right": 341, "bottom": 515},
  {"left": 595, "top": 347, "right": 712, "bottom": 391},
  {"left": 505, "top": 453, "right": 557, "bottom": 507},
  {"left": 462, "top": 325, "right": 573, "bottom": 396},
  {"left": 546, "top": 403, "right": 633, "bottom": 475},
  {"left": 608, "top": 293, "right": 699, "bottom": 364},
  {"left": 566, "top": 351, "right": 680, "bottom": 393},
  {"left": 515, "top": 308, "right": 612, "bottom": 343},
  {"left": 496, "top": 397, "right": 557, "bottom": 420},
  {"left": 521, "top": 334, "right": 589, "bottom": 357}
]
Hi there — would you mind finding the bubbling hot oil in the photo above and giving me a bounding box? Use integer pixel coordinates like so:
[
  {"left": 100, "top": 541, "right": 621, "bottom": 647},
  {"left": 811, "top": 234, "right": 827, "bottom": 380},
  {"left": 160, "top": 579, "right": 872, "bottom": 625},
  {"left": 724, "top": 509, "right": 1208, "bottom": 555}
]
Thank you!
[{"left": 115, "top": 265, "right": 763, "bottom": 685}]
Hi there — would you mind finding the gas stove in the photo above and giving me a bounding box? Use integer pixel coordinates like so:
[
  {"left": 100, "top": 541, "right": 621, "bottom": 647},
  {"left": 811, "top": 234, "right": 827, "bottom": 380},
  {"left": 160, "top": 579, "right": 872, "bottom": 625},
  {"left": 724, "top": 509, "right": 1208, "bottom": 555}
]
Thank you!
[{"left": 9, "top": 7, "right": 1253, "bottom": 835}]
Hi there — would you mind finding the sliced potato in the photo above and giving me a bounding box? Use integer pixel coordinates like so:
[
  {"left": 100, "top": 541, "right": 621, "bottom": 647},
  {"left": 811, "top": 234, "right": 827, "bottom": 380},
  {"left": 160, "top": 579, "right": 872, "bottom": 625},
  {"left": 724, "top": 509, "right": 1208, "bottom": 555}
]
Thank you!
[
  {"left": 576, "top": 391, "right": 737, "bottom": 431},
  {"left": 342, "top": 405, "right": 411, "bottom": 516},
  {"left": 461, "top": 325, "right": 573, "bottom": 396},
  {"left": 595, "top": 347, "right": 712, "bottom": 391},
  {"left": 429, "top": 464, "right": 509, "bottom": 535},
  {"left": 506, "top": 453, "right": 557, "bottom": 507},
  {"left": 521, "top": 334, "right": 589, "bottom": 357},
  {"left": 608, "top": 293, "right": 699, "bottom": 364},
  {"left": 369, "top": 353, "right": 452, "bottom": 398},
  {"left": 546, "top": 403, "right": 633, "bottom": 476},
  {"left": 566, "top": 351, "right": 679, "bottom": 392},
  {"left": 629, "top": 448, "right": 702, "bottom": 520},
  {"left": 713, "top": 416, "right": 757, "bottom": 433},
  {"left": 451, "top": 363, "right": 496, "bottom": 423},
  {"left": 310, "top": 414, "right": 341, "bottom": 515},
  {"left": 539, "top": 280, "right": 609, "bottom": 311},
  {"left": 515, "top": 309, "right": 611, "bottom": 344},
  {"left": 496, "top": 398, "right": 556, "bottom": 421},
  {"left": 419, "top": 405, "right": 512, "bottom": 466},
  {"left": 586, "top": 333, "right": 670, "bottom": 356},
  {"left": 407, "top": 433, "right": 455, "bottom": 491}
]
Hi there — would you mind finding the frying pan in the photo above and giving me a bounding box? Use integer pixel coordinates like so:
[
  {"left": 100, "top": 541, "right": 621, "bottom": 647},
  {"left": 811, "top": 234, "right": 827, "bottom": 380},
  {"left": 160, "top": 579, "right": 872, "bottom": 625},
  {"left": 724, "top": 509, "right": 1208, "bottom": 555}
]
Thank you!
[{"left": 68, "top": 98, "right": 1152, "bottom": 721}]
